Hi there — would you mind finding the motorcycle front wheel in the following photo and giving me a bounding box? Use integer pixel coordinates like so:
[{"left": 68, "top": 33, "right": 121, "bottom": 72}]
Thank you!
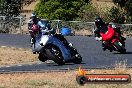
[
  {"left": 38, "top": 53, "right": 47, "bottom": 62},
  {"left": 46, "top": 45, "right": 65, "bottom": 65}
]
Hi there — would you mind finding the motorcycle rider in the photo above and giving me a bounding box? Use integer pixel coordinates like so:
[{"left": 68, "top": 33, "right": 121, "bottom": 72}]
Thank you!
[
  {"left": 28, "top": 12, "right": 71, "bottom": 53},
  {"left": 94, "top": 16, "right": 125, "bottom": 51},
  {"left": 28, "top": 12, "right": 54, "bottom": 43},
  {"left": 28, "top": 12, "right": 54, "bottom": 54},
  {"left": 28, "top": 12, "right": 44, "bottom": 44}
]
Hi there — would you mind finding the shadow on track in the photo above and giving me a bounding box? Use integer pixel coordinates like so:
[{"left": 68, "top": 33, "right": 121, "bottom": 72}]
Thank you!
[
  {"left": 46, "top": 62, "right": 86, "bottom": 66},
  {"left": 113, "top": 51, "right": 132, "bottom": 54}
]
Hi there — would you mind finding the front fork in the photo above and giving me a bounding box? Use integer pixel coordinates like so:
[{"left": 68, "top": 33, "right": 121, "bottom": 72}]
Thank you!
[{"left": 102, "top": 41, "right": 113, "bottom": 51}]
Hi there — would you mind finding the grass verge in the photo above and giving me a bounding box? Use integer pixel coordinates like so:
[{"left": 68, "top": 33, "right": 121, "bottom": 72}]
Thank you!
[{"left": 0, "top": 46, "right": 38, "bottom": 67}]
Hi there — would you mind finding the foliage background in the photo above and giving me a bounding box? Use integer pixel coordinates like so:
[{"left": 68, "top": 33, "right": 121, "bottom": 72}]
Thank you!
[
  {"left": 0, "top": 0, "right": 131, "bottom": 23},
  {"left": 0, "top": 0, "right": 22, "bottom": 16},
  {"left": 34, "top": 0, "right": 91, "bottom": 21},
  {"left": 34, "top": 0, "right": 132, "bottom": 23}
]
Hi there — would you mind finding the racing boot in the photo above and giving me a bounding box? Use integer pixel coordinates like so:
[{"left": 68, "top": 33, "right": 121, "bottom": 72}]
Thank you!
[
  {"left": 102, "top": 41, "right": 106, "bottom": 51},
  {"left": 110, "top": 48, "right": 113, "bottom": 52},
  {"left": 30, "top": 38, "right": 34, "bottom": 44},
  {"left": 30, "top": 38, "right": 36, "bottom": 46},
  {"left": 102, "top": 47, "right": 106, "bottom": 51},
  {"left": 31, "top": 38, "right": 36, "bottom": 54},
  {"left": 109, "top": 47, "right": 113, "bottom": 52}
]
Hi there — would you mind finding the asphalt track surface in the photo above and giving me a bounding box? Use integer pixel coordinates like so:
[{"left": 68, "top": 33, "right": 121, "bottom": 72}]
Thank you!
[{"left": 0, "top": 33, "right": 132, "bottom": 72}]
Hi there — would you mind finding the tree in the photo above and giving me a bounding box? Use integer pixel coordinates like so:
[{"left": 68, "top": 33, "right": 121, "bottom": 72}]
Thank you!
[
  {"left": 0, "top": 0, "right": 22, "bottom": 16},
  {"left": 112, "top": 0, "right": 127, "bottom": 8},
  {"left": 77, "top": 3, "right": 98, "bottom": 22},
  {"left": 125, "top": 0, "right": 132, "bottom": 16},
  {"left": 112, "top": 0, "right": 132, "bottom": 23},
  {"left": 34, "top": 0, "right": 91, "bottom": 21}
]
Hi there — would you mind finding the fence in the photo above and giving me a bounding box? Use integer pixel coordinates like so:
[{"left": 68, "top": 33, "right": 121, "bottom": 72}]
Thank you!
[
  {"left": 50, "top": 20, "right": 132, "bottom": 36},
  {"left": 48, "top": 20, "right": 95, "bottom": 36},
  {"left": 0, "top": 16, "right": 132, "bottom": 37},
  {"left": 0, "top": 16, "right": 25, "bottom": 34}
]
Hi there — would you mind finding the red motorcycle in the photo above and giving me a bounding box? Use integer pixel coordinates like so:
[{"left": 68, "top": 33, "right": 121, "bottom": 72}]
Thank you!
[{"left": 100, "top": 25, "right": 126, "bottom": 53}]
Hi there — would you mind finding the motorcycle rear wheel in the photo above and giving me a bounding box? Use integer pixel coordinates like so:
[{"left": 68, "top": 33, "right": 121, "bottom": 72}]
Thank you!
[
  {"left": 113, "top": 41, "right": 126, "bottom": 53},
  {"left": 70, "top": 47, "right": 82, "bottom": 64},
  {"left": 73, "top": 54, "right": 82, "bottom": 64}
]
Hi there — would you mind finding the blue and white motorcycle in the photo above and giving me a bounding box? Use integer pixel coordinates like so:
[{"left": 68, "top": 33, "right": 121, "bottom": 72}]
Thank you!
[{"left": 32, "top": 28, "right": 82, "bottom": 65}]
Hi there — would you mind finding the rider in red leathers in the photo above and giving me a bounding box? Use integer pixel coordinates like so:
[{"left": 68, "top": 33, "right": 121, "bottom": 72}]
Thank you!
[{"left": 94, "top": 16, "right": 125, "bottom": 51}]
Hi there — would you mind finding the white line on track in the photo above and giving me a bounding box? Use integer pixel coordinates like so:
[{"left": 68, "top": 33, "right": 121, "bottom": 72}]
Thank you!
[
  {"left": 17, "top": 65, "right": 22, "bottom": 66},
  {"left": 6, "top": 66, "right": 10, "bottom": 67},
  {"left": 28, "top": 64, "right": 32, "bottom": 65}
]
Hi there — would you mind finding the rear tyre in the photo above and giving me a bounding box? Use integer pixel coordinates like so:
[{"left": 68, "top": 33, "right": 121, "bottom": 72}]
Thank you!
[
  {"left": 73, "top": 54, "right": 82, "bottom": 64},
  {"left": 46, "top": 45, "right": 65, "bottom": 65},
  {"left": 113, "top": 41, "right": 126, "bottom": 53},
  {"left": 70, "top": 48, "right": 82, "bottom": 64}
]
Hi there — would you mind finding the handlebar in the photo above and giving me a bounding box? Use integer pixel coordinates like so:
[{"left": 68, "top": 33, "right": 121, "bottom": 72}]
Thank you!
[{"left": 41, "top": 28, "right": 55, "bottom": 35}]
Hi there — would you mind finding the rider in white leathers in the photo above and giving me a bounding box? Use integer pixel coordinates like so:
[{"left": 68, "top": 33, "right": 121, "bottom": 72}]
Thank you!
[{"left": 28, "top": 12, "right": 52, "bottom": 44}]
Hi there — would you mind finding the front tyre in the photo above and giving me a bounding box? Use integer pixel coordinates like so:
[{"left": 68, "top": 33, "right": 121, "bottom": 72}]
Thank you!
[
  {"left": 46, "top": 45, "right": 65, "bottom": 65},
  {"left": 113, "top": 41, "right": 126, "bottom": 53},
  {"left": 38, "top": 53, "right": 47, "bottom": 62}
]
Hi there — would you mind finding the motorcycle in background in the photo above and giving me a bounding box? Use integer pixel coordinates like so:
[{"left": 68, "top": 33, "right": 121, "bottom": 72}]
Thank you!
[{"left": 95, "top": 24, "right": 126, "bottom": 53}]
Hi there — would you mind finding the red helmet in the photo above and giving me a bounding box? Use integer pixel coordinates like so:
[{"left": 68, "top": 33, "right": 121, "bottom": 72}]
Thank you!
[{"left": 32, "top": 24, "right": 39, "bottom": 32}]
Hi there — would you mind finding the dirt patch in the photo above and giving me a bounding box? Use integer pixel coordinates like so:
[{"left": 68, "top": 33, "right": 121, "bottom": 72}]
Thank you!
[
  {"left": 74, "top": 29, "right": 93, "bottom": 36},
  {"left": 0, "top": 47, "right": 38, "bottom": 66}
]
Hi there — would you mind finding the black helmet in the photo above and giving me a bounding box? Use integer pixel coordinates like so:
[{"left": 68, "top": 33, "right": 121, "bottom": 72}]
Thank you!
[{"left": 95, "top": 16, "right": 105, "bottom": 29}]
